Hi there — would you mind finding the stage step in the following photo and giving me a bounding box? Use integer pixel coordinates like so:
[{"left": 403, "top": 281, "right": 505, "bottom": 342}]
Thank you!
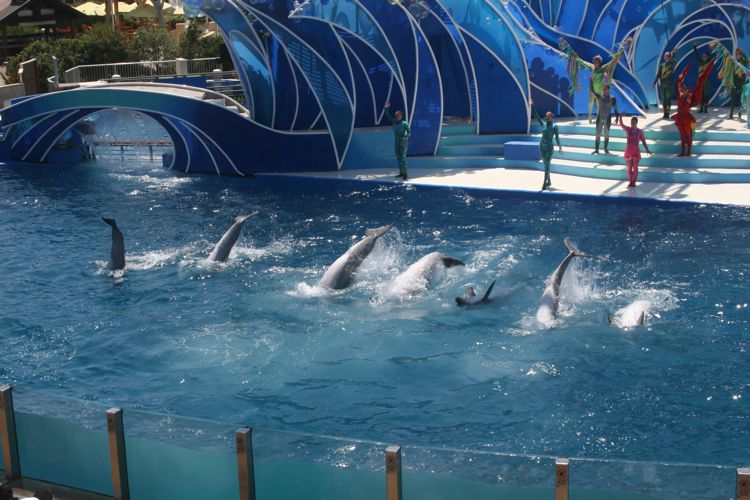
[
  {"left": 409, "top": 155, "right": 750, "bottom": 183},
  {"left": 439, "top": 138, "right": 750, "bottom": 157}
]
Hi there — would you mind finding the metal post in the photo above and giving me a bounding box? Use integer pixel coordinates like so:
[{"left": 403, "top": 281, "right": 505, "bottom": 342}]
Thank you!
[
  {"left": 106, "top": 408, "right": 130, "bottom": 500},
  {"left": 738, "top": 468, "right": 750, "bottom": 500},
  {"left": 0, "top": 386, "right": 20, "bottom": 480},
  {"left": 385, "top": 446, "right": 402, "bottom": 500},
  {"left": 236, "top": 427, "right": 256, "bottom": 500},
  {"left": 555, "top": 458, "right": 569, "bottom": 500}
]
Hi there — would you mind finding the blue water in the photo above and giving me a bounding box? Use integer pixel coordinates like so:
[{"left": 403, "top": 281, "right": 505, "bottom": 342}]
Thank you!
[{"left": 1, "top": 158, "right": 749, "bottom": 468}]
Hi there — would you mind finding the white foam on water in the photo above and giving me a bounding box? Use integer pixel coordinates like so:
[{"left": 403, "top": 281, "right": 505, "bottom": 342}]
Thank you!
[{"left": 289, "top": 282, "right": 342, "bottom": 298}]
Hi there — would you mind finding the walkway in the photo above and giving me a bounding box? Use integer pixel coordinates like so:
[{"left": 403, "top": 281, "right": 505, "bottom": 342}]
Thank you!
[{"left": 271, "top": 109, "right": 750, "bottom": 207}]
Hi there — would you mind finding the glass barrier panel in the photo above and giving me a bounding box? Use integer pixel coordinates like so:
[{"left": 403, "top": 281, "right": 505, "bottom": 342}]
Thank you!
[
  {"left": 402, "top": 446, "right": 555, "bottom": 499},
  {"left": 123, "top": 409, "right": 237, "bottom": 500},
  {"left": 253, "top": 428, "right": 384, "bottom": 500},
  {"left": 12, "top": 389, "right": 111, "bottom": 495},
  {"left": 570, "top": 458, "right": 736, "bottom": 499}
]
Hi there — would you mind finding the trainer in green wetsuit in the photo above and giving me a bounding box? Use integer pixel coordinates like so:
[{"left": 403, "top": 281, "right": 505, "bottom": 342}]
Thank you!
[
  {"left": 653, "top": 51, "right": 676, "bottom": 118},
  {"left": 530, "top": 100, "right": 563, "bottom": 191},
  {"left": 384, "top": 103, "right": 411, "bottom": 180}
]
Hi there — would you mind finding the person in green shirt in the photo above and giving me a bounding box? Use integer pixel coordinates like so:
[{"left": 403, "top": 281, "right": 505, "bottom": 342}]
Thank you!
[
  {"left": 568, "top": 38, "right": 631, "bottom": 123},
  {"left": 530, "top": 100, "right": 563, "bottom": 191},
  {"left": 653, "top": 51, "right": 676, "bottom": 118},
  {"left": 384, "top": 103, "right": 411, "bottom": 180}
]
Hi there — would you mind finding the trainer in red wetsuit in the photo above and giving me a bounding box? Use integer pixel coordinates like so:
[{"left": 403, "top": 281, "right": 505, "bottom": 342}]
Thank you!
[
  {"left": 672, "top": 59, "right": 715, "bottom": 157},
  {"left": 618, "top": 115, "right": 651, "bottom": 187}
]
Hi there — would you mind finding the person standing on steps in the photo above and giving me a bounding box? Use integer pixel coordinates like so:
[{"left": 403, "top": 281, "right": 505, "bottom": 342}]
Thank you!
[
  {"left": 692, "top": 43, "right": 715, "bottom": 113},
  {"left": 618, "top": 114, "right": 651, "bottom": 187},
  {"left": 530, "top": 99, "right": 563, "bottom": 191},
  {"left": 384, "top": 102, "right": 411, "bottom": 180},
  {"left": 590, "top": 83, "right": 618, "bottom": 154},
  {"left": 672, "top": 59, "right": 715, "bottom": 156},
  {"left": 729, "top": 48, "right": 749, "bottom": 120},
  {"left": 561, "top": 37, "right": 631, "bottom": 123},
  {"left": 653, "top": 51, "right": 676, "bottom": 118}
]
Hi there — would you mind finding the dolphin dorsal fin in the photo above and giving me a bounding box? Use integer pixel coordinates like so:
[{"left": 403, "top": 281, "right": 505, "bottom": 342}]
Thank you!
[
  {"left": 637, "top": 311, "right": 646, "bottom": 325},
  {"left": 482, "top": 280, "right": 496, "bottom": 301}
]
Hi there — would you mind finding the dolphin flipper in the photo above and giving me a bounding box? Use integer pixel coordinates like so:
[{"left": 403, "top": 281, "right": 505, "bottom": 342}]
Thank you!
[
  {"left": 637, "top": 311, "right": 646, "bottom": 326},
  {"left": 365, "top": 224, "right": 394, "bottom": 239},
  {"left": 235, "top": 211, "right": 259, "bottom": 225},
  {"left": 442, "top": 257, "right": 465, "bottom": 268},
  {"left": 102, "top": 217, "right": 125, "bottom": 271}
]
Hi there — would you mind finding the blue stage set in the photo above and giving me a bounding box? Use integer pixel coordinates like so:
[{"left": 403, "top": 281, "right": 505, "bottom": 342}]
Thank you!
[{"left": 0, "top": 0, "right": 749, "bottom": 176}]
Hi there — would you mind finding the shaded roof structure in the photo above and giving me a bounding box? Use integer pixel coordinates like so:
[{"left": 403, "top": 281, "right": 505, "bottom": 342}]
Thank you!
[{"left": 0, "top": 0, "right": 90, "bottom": 27}]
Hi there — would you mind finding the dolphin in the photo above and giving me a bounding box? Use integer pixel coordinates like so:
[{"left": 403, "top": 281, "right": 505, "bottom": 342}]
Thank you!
[
  {"left": 455, "top": 280, "right": 496, "bottom": 306},
  {"left": 608, "top": 300, "right": 650, "bottom": 328},
  {"left": 208, "top": 212, "right": 259, "bottom": 262},
  {"left": 318, "top": 224, "right": 394, "bottom": 290},
  {"left": 102, "top": 217, "right": 125, "bottom": 271},
  {"left": 535, "top": 238, "right": 590, "bottom": 324},
  {"left": 388, "top": 252, "right": 465, "bottom": 298}
]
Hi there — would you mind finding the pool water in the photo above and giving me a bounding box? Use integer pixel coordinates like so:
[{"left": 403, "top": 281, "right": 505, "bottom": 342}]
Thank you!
[{"left": 1, "top": 159, "right": 749, "bottom": 467}]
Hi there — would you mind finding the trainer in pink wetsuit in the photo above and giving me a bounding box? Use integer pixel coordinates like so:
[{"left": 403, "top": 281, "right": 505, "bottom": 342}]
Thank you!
[{"left": 618, "top": 115, "right": 651, "bottom": 187}]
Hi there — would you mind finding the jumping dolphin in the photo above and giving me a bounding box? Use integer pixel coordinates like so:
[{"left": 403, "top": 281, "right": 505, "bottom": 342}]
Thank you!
[
  {"left": 608, "top": 300, "right": 649, "bottom": 328},
  {"left": 456, "top": 280, "right": 496, "bottom": 306},
  {"left": 318, "top": 224, "right": 394, "bottom": 290},
  {"left": 388, "top": 252, "right": 465, "bottom": 298},
  {"left": 208, "top": 212, "right": 259, "bottom": 262},
  {"left": 535, "top": 238, "right": 590, "bottom": 324},
  {"left": 102, "top": 217, "right": 125, "bottom": 271}
]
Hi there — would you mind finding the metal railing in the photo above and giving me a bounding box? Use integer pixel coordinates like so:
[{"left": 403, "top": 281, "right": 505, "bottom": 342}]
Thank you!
[
  {"left": 64, "top": 57, "right": 220, "bottom": 84},
  {"left": 0, "top": 384, "right": 748, "bottom": 500}
]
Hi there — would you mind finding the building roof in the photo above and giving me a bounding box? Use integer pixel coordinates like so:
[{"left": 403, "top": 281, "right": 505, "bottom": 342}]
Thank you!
[{"left": 0, "top": 0, "right": 90, "bottom": 26}]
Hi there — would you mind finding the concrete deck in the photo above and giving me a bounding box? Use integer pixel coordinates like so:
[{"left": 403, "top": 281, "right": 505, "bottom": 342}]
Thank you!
[{"left": 275, "top": 109, "right": 750, "bottom": 207}]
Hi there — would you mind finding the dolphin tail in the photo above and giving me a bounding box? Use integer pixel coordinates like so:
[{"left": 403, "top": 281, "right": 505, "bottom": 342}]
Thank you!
[
  {"left": 102, "top": 217, "right": 117, "bottom": 227},
  {"left": 482, "top": 280, "right": 496, "bottom": 302},
  {"left": 365, "top": 224, "right": 394, "bottom": 239},
  {"left": 637, "top": 311, "right": 646, "bottom": 325},
  {"left": 235, "top": 211, "right": 259, "bottom": 225},
  {"left": 442, "top": 257, "right": 465, "bottom": 268},
  {"left": 564, "top": 237, "right": 593, "bottom": 258}
]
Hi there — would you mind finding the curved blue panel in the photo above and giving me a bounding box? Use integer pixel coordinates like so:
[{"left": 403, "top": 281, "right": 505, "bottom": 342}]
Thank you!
[
  {"left": 341, "top": 41, "right": 376, "bottom": 128},
  {"left": 246, "top": 7, "right": 354, "bottom": 166},
  {"left": 21, "top": 109, "right": 92, "bottom": 162},
  {"left": 420, "top": 12, "right": 471, "bottom": 118},
  {"left": 440, "top": 0, "right": 529, "bottom": 98},
  {"left": 148, "top": 114, "right": 189, "bottom": 170},
  {"left": 202, "top": 1, "right": 275, "bottom": 126},
  {"left": 9, "top": 111, "right": 70, "bottom": 154},
  {"left": 462, "top": 29, "right": 528, "bottom": 134},
  {"left": 0, "top": 87, "right": 339, "bottom": 173},
  {"left": 337, "top": 30, "right": 404, "bottom": 123},
  {"left": 168, "top": 118, "right": 216, "bottom": 174},
  {"left": 505, "top": 0, "right": 648, "bottom": 108},
  {"left": 285, "top": 19, "right": 354, "bottom": 98},
  {"left": 356, "top": 0, "right": 442, "bottom": 155},
  {"left": 289, "top": 58, "right": 324, "bottom": 130},
  {"left": 296, "top": 0, "right": 403, "bottom": 88},
  {"left": 267, "top": 36, "right": 298, "bottom": 130},
  {"left": 409, "top": 16, "right": 443, "bottom": 155},
  {"left": 424, "top": 0, "right": 477, "bottom": 120}
]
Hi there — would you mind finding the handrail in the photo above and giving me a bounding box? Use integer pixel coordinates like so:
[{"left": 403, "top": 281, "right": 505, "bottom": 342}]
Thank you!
[{"left": 64, "top": 57, "right": 221, "bottom": 84}]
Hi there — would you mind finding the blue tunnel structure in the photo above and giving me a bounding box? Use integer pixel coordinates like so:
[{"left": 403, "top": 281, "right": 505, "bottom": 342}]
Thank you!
[{"left": 1, "top": 0, "right": 749, "bottom": 175}]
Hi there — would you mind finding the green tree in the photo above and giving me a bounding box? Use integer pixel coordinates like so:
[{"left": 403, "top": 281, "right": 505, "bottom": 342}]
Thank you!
[
  {"left": 127, "top": 26, "right": 178, "bottom": 62},
  {"left": 179, "top": 21, "right": 223, "bottom": 60},
  {"left": 78, "top": 24, "right": 128, "bottom": 65}
]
